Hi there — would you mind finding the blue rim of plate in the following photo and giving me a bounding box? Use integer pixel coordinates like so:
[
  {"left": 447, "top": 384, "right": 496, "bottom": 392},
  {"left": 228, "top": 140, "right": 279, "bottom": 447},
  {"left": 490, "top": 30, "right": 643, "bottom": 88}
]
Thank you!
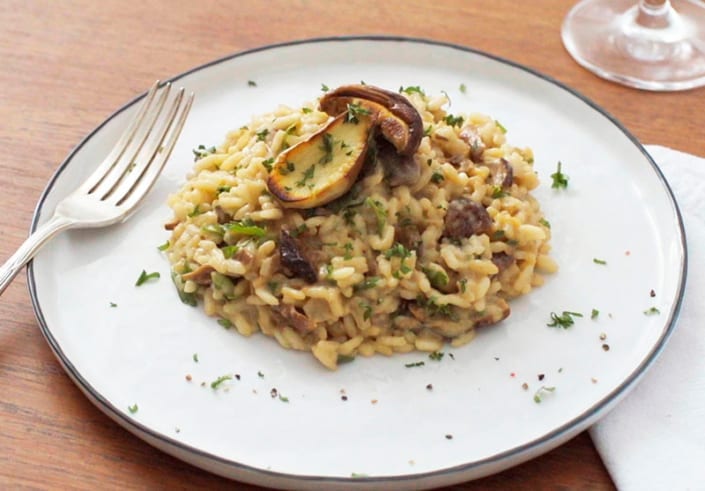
[{"left": 26, "top": 35, "right": 688, "bottom": 487}]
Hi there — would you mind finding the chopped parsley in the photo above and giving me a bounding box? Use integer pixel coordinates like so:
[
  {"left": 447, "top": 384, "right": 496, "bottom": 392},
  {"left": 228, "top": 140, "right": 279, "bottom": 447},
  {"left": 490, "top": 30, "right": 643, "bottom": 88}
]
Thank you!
[
  {"left": 290, "top": 223, "right": 308, "bottom": 238},
  {"left": 459, "top": 278, "right": 468, "bottom": 293},
  {"left": 217, "top": 318, "right": 232, "bottom": 329},
  {"left": 247, "top": 80, "right": 257, "bottom": 87},
  {"left": 319, "top": 133, "right": 335, "bottom": 164},
  {"left": 384, "top": 242, "right": 412, "bottom": 259},
  {"left": 257, "top": 371, "right": 264, "bottom": 378},
  {"left": 109, "top": 302, "right": 117, "bottom": 308},
  {"left": 193, "top": 353, "right": 199, "bottom": 363},
  {"left": 399, "top": 85, "right": 425, "bottom": 96},
  {"left": 157, "top": 240, "right": 170, "bottom": 251},
  {"left": 210, "top": 374, "right": 232, "bottom": 389},
  {"left": 591, "top": 308, "right": 600, "bottom": 319},
  {"left": 423, "top": 267, "right": 449, "bottom": 289},
  {"left": 550, "top": 161, "right": 569, "bottom": 189},
  {"left": 279, "top": 161, "right": 296, "bottom": 175},
  {"left": 429, "top": 351, "right": 445, "bottom": 361},
  {"left": 278, "top": 394, "right": 290, "bottom": 403},
  {"left": 135, "top": 270, "right": 160, "bottom": 286},
  {"left": 301, "top": 107, "right": 313, "bottom": 114},
  {"left": 188, "top": 204, "right": 203, "bottom": 217},
  {"left": 321, "top": 83, "right": 330, "bottom": 92},
  {"left": 539, "top": 218, "right": 551, "bottom": 228},
  {"left": 644, "top": 307, "right": 661, "bottom": 316},
  {"left": 365, "top": 198, "right": 387, "bottom": 235},
  {"left": 495, "top": 120, "right": 507, "bottom": 133},
  {"left": 262, "top": 157, "right": 275, "bottom": 172},
  {"left": 221, "top": 244, "right": 239, "bottom": 259},
  {"left": 192, "top": 144, "right": 216, "bottom": 162},
  {"left": 431, "top": 171, "right": 445, "bottom": 184},
  {"left": 355, "top": 276, "right": 380, "bottom": 291},
  {"left": 459, "top": 83, "right": 467, "bottom": 94},
  {"left": 295, "top": 165, "right": 316, "bottom": 188},
  {"left": 337, "top": 354, "right": 356, "bottom": 364},
  {"left": 547, "top": 311, "right": 583, "bottom": 328},
  {"left": 201, "top": 223, "right": 226, "bottom": 236},
  {"left": 128, "top": 404, "right": 139, "bottom": 414},
  {"left": 256, "top": 128, "right": 269, "bottom": 141},
  {"left": 444, "top": 114, "right": 464, "bottom": 127},
  {"left": 217, "top": 185, "right": 232, "bottom": 194},
  {"left": 491, "top": 186, "right": 507, "bottom": 199},
  {"left": 533, "top": 386, "right": 556, "bottom": 403},
  {"left": 345, "top": 102, "right": 371, "bottom": 124},
  {"left": 593, "top": 258, "right": 607, "bottom": 265},
  {"left": 359, "top": 302, "right": 373, "bottom": 320},
  {"left": 405, "top": 361, "right": 425, "bottom": 368},
  {"left": 228, "top": 220, "right": 266, "bottom": 237}
]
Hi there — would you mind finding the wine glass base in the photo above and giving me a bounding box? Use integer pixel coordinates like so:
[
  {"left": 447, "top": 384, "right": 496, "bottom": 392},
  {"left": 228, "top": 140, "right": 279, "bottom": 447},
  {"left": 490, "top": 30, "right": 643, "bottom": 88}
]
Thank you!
[{"left": 562, "top": 0, "right": 705, "bottom": 91}]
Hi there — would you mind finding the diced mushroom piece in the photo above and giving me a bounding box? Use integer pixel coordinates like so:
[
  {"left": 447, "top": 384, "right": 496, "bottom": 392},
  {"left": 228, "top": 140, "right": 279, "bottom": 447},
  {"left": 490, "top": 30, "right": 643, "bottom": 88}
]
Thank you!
[
  {"left": 320, "top": 85, "right": 424, "bottom": 186},
  {"left": 490, "top": 158, "right": 514, "bottom": 190},
  {"left": 475, "top": 299, "right": 511, "bottom": 328},
  {"left": 214, "top": 205, "right": 229, "bottom": 224},
  {"left": 320, "top": 84, "right": 423, "bottom": 156},
  {"left": 491, "top": 251, "right": 515, "bottom": 272},
  {"left": 267, "top": 113, "right": 374, "bottom": 209},
  {"left": 164, "top": 219, "right": 179, "bottom": 231},
  {"left": 278, "top": 304, "right": 316, "bottom": 333},
  {"left": 376, "top": 137, "right": 420, "bottom": 186},
  {"left": 459, "top": 125, "right": 485, "bottom": 163},
  {"left": 279, "top": 230, "right": 317, "bottom": 283},
  {"left": 182, "top": 265, "right": 216, "bottom": 286},
  {"left": 443, "top": 197, "right": 492, "bottom": 239}
]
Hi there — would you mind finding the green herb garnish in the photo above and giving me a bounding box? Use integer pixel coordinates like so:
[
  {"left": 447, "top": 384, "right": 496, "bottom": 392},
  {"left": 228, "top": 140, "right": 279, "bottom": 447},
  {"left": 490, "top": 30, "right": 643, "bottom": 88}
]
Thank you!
[
  {"left": 539, "top": 218, "right": 551, "bottom": 228},
  {"left": 593, "top": 258, "right": 607, "bottom": 265},
  {"left": 321, "top": 83, "right": 330, "bottom": 92},
  {"left": 429, "top": 351, "right": 445, "bottom": 361},
  {"left": 221, "top": 244, "right": 239, "bottom": 259},
  {"left": 365, "top": 198, "right": 387, "bottom": 235},
  {"left": 210, "top": 375, "right": 232, "bottom": 389},
  {"left": 262, "top": 157, "right": 275, "bottom": 172},
  {"left": 345, "top": 102, "right": 371, "bottom": 124},
  {"left": 247, "top": 80, "right": 257, "bottom": 87},
  {"left": 319, "top": 133, "right": 335, "bottom": 164},
  {"left": 109, "top": 302, "right": 117, "bottom": 308},
  {"left": 256, "top": 128, "right": 269, "bottom": 141},
  {"left": 193, "top": 353, "right": 199, "bottom": 363},
  {"left": 644, "top": 307, "right": 661, "bottom": 316},
  {"left": 405, "top": 361, "right": 425, "bottom": 368},
  {"left": 135, "top": 270, "right": 160, "bottom": 286},
  {"left": 444, "top": 114, "right": 464, "bottom": 127},
  {"left": 533, "top": 386, "right": 556, "bottom": 403},
  {"left": 547, "top": 311, "right": 583, "bottom": 328},
  {"left": 591, "top": 309, "right": 600, "bottom": 319},
  {"left": 459, "top": 83, "right": 467, "bottom": 94},
  {"left": 192, "top": 144, "right": 216, "bottom": 162},
  {"left": 218, "top": 318, "right": 232, "bottom": 329},
  {"left": 355, "top": 276, "right": 380, "bottom": 291},
  {"left": 228, "top": 220, "right": 266, "bottom": 237},
  {"left": 157, "top": 240, "right": 170, "bottom": 251},
  {"left": 495, "top": 120, "right": 507, "bottom": 133},
  {"left": 128, "top": 404, "right": 139, "bottom": 414},
  {"left": 295, "top": 165, "right": 316, "bottom": 188},
  {"left": 431, "top": 171, "right": 445, "bottom": 184},
  {"left": 399, "top": 85, "right": 425, "bottom": 96},
  {"left": 551, "top": 161, "right": 569, "bottom": 189}
]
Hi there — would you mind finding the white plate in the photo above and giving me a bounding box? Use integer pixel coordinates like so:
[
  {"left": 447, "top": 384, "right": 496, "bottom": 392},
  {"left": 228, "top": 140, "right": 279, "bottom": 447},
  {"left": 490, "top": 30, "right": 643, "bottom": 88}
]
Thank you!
[{"left": 28, "top": 37, "right": 686, "bottom": 490}]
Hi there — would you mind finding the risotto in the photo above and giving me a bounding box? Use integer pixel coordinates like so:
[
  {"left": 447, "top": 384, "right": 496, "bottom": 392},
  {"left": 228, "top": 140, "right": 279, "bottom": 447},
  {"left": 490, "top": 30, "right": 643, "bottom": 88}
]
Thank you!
[{"left": 164, "top": 84, "right": 557, "bottom": 369}]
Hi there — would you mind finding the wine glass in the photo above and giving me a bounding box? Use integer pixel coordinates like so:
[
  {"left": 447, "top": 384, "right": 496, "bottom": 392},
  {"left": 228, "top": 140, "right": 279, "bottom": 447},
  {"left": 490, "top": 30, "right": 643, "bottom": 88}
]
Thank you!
[{"left": 561, "top": 0, "right": 705, "bottom": 91}]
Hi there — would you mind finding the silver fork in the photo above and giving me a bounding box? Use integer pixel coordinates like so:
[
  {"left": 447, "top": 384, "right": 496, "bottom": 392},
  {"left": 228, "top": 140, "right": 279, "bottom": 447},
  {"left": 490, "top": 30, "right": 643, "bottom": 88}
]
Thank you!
[{"left": 0, "top": 81, "right": 194, "bottom": 296}]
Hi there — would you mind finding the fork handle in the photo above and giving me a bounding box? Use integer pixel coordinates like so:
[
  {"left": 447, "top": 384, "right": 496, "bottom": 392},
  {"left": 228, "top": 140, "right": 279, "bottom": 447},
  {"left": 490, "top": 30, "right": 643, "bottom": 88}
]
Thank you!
[{"left": 0, "top": 215, "right": 75, "bottom": 296}]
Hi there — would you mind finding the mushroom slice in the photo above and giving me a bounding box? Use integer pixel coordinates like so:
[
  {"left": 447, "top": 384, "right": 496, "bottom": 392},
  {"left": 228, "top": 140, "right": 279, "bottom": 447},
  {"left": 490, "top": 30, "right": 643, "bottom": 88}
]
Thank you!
[
  {"left": 267, "top": 113, "right": 373, "bottom": 209},
  {"left": 320, "top": 84, "right": 423, "bottom": 156}
]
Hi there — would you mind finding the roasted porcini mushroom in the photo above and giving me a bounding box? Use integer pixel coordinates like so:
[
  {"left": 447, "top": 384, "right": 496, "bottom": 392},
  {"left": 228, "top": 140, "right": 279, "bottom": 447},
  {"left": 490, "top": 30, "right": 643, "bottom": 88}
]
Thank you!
[
  {"left": 267, "top": 84, "right": 424, "bottom": 209},
  {"left": 321, "top": 85, "right": 424, "bottom": 187},
  {"left": 267, "top": 112, "right": 374, "bottom": 209}
]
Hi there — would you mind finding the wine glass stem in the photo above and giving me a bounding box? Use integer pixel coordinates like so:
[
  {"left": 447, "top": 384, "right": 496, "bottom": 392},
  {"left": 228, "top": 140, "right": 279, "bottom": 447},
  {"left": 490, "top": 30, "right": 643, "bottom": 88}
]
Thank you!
[{"left": 637, "top": 0, "right": 673, "bottom": 28}]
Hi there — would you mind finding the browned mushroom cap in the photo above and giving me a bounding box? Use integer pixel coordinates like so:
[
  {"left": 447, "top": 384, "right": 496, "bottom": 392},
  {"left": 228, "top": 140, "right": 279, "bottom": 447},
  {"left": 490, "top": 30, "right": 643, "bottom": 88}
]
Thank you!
[{"left": 319, "top": 84, "right": 423, "bottom": 157}]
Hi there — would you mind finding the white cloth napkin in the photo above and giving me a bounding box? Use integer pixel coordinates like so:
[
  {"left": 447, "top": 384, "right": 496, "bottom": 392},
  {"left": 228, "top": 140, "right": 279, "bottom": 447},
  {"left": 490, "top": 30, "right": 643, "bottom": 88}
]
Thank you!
[{"left": 589, "top": 145, "right": 705, "bottom": 490}]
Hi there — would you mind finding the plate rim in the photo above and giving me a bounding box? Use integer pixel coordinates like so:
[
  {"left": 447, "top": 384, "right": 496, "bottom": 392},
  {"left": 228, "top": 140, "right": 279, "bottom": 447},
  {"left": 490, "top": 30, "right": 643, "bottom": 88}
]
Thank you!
[{"left": 26, "top": 35, "right": 688, "bottom": 487}]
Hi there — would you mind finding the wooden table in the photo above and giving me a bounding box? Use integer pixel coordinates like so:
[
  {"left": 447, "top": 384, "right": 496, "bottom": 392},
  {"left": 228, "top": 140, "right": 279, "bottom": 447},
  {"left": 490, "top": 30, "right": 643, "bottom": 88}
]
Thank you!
[{"left": 1, "top": 1, "right": 702, "bottom": 488}]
